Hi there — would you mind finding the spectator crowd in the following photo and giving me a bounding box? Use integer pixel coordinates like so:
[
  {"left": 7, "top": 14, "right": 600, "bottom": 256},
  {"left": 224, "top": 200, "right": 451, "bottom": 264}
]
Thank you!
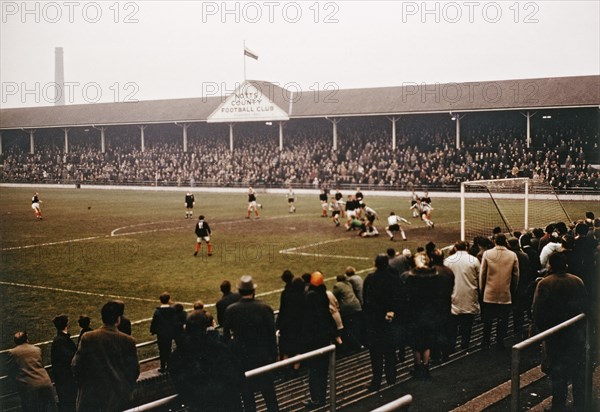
[
  {"left": 6, "top": 212, "right": 598, "bottom": 412},
  {"left": 1, "top": 111, "right": 598, "bottom": 190}
]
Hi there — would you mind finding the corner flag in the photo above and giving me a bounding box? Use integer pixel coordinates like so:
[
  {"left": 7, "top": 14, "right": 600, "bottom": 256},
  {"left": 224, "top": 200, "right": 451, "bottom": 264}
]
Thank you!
[{"left": 244, "top": 46, "right": 259, "bottom": 60}]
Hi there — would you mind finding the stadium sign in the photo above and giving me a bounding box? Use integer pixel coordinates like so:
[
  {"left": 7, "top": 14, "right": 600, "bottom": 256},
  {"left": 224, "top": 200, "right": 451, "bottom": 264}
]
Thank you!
[{"left": 207, "top": 81, "right": 289, "bottom": 123}]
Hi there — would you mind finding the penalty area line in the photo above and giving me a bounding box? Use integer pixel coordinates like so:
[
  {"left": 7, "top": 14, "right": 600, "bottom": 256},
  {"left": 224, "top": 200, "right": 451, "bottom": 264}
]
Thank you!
[{"left": 278, "top": 238, "right": 371, "bottom": 261}]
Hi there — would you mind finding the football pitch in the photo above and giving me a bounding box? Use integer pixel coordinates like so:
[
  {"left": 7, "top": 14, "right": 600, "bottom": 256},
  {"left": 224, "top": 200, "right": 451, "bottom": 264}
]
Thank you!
[{"left": 0, "top": 186, "right": 594, "bottom": 360}]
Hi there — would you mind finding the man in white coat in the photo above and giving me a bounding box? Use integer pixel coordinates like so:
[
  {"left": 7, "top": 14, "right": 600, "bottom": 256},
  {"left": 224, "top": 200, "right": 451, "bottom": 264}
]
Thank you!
[{"left": 444, "top": 241, "right": 481, "bottom": 351}]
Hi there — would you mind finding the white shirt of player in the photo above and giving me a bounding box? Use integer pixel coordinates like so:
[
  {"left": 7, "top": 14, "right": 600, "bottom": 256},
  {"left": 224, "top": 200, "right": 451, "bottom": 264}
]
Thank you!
[
  {"left": 411, "top": 201, "right": 431, "bottom": 213},
  {"left": 388, "top": 214, "right": 400, "bottom": 226},
  {"left": 363, "top": 206, "right": 377, "bottom": 218}
]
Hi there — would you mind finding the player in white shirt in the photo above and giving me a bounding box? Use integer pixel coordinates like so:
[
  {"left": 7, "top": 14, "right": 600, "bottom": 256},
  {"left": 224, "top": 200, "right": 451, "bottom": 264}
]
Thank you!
[
  {"left": 410, "top": 190, "right": 419, "bottom": 217},
  {"left": 286, "top": 187, "right": 296, "bottom": 213},
  {"left": 410, "top": 198, "right": 435, "bottom": 228},
  {"left": 385, "top": 212, "right": 410, "bottom": 241},
  {"left": 329, "top": 196, "right": 342, "bottom": 227}
]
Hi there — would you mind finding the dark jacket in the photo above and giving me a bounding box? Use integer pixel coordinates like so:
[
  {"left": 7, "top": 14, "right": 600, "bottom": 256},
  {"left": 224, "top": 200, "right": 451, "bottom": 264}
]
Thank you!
[
  {"left": 223, "top": 298, "right": 277, "bottom": 370},
  {"left": 216, "top": 292, "right": 241, "bottom": 327},
  {"left": 71, "top": 325, "right": 140, "bottom": 412},
  {"left": 513, "top": 250, "right": 532, "bottom": 305},
  {"left": 51, "top": 332, "right": 77, "bottom": 385},
  {"left": 532, "top": 271, "right": 587, "bottom": 372},
  {"left": 118, "top": 316, "right": 132, "bottom": 336},
  {"left": 150, "top": 306, "right": 177, "bottom": 338},
  {"left": 533, "top": 272, "right": 587, "bottom": 332},
  {"left": 276, "top": 282, "right": 306, "bottom": 356},
  {"left": 404, "top": 266, "right": 454, "bottom": 325},
  {"left": 170, "top": 332, "right": 244, "bottom": 412},
  {"left": 363, "top": 267, "right": 403, "bottom": 329},
  {"left": 570, "top": 236, "right": 597, "bottom": 294},
  {"left": 302, "top": 285, "right": 337, "bottom": 351}
]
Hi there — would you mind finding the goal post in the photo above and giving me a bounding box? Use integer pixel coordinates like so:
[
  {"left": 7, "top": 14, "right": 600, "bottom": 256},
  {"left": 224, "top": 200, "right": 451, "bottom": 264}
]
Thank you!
[{"left": 460, "top": 178, "right": 571, "bottom": 241}]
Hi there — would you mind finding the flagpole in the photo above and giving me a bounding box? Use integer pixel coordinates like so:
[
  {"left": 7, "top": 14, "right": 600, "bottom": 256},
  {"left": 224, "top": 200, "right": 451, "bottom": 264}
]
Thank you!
[{"left": 243, "top": 40, "right": 246, "bottom": 80}]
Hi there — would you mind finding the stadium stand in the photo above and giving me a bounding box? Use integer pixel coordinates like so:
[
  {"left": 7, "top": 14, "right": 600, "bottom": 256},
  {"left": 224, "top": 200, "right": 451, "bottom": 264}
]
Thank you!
[{"left": 1, "top": 110, "right": 598, "bottom": 191}]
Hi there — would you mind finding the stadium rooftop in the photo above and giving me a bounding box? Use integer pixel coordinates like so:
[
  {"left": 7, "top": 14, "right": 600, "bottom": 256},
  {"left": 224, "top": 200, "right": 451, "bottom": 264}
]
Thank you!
[{"left": 0, "top": 75, "right": 598, "bottom": 130}]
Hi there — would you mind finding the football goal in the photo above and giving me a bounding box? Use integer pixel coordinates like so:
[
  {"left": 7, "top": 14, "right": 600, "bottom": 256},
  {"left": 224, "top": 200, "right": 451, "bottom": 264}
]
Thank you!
[{"left": 460, "top": 178, "right": 571, "bottom": 241}]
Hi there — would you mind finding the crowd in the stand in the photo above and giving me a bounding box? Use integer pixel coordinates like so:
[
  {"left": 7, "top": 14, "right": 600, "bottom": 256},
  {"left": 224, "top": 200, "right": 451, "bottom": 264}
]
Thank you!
[
  {"left": 7, "top": 213, "right": 598, "bottom": 412},
  {"left": 1, "top": 114, "right": 598, "bottom": 189}
]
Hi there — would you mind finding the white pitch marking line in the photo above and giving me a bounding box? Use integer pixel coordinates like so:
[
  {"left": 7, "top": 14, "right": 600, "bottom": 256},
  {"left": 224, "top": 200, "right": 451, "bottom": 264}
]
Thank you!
[
  {"left": 279, "top": 238, "right": 372, "bottom": 261},
  {"left": 279, "top": 238, "right": 345, "bottom": 253},
  {"left": 0, "top": 280, "right": 171, "bottom": 304},
  {"left": 110, "top": 220, "right": 179, "bottom": 236},
  {"left": 280, "top": 251, "right": 372, "bottom": 261},
  {"left": 2, "top": 213, "right": 310, "bottom": 251},
  {"left": 1, "top": 235, "right": 110, "bottom": 251}
]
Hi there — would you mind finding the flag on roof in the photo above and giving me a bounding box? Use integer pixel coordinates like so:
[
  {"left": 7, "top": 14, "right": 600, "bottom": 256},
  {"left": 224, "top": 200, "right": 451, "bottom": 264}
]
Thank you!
[{"left": 244, "top": 46, "right": 259, "bottom": 60}]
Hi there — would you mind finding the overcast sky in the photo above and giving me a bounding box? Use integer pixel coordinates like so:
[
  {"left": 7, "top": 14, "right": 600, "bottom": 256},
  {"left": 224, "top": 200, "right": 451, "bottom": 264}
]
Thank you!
[{"left": 1, "top": 0, "right": 598, "bottom": 108}]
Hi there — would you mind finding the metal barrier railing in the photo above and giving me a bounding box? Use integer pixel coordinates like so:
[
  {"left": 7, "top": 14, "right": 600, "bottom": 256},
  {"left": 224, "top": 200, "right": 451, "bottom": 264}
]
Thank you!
[
  {"left": 122, "top": 344, "right": 337, "bottom": 412},
  {"left": 510, "top": 313, "right": 591, "bottom": 412},
  {"left": 370, "top": 394, "right": 413, "bottom": 412}
]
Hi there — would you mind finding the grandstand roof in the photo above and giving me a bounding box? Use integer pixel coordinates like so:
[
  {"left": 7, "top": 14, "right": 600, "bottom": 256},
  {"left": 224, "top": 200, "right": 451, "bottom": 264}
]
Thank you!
[{"left": 1, "top": 75, "right": 598, "bottom": 130}]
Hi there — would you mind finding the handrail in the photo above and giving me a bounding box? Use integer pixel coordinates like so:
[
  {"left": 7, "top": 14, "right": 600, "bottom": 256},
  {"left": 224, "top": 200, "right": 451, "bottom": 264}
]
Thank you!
[
  {"left": 510, "top": 313, "right": 588, "bottom": 412},
  {"left": 122, "top": 344, "right": 337, "bottom": 412},
  {"left": 123, "top": 394, "right": 179, "bottom": 412},
  {"left": 245, "top": 344, "right": 335, "bottom": 378},
  {"left": 370, "top": 394, "right": 413, "bottom": 412}
]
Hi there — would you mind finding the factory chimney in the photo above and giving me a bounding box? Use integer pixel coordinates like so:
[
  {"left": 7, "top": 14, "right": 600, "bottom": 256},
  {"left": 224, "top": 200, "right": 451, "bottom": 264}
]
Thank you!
[{"left": 54, "top": 47, "right": 65, "bottom": 105}]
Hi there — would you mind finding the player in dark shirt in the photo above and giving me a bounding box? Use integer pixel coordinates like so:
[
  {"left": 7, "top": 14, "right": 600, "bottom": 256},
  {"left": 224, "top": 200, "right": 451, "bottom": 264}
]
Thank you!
[
  {"left": 31, "top": 192, "right": 43, "bottom": 220},
  {"left": 355, "top": 187, "right": 364, "bottom": 203},
  {"left": 345, "top": 195, "right": 359, "bottom": 225},
  {"left": 184, "top": 192, "right": 195, "bottom": 219},
  {"left": 194, "top": 215, "right": 212, "bottom": 256},
  {"left": 319, "top": 190, "right": 328, "bottom": 217},
  {"left": 421, "top": 191, "right": 432, "bottom": 206},
  {"left": 246, "top": 187, "right": 261, "bottom": 219}
]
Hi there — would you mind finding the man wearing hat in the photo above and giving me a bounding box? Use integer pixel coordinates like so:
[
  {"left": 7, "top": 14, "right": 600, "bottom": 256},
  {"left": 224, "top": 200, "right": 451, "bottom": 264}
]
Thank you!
[
  {"left": 302, "top": 271, "right": 338, "bottom": 409},
  {"left": 51, "top": 315, "right": 77, "bottom": 412},
  {"left": 223, "top": 275, "right": 279, "bottom": 412}
]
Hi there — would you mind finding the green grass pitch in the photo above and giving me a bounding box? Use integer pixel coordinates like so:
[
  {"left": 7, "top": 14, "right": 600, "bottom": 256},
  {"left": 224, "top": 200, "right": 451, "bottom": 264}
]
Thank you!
[{"left": 0, "top": 186, "right": 595, "bottom": 364}]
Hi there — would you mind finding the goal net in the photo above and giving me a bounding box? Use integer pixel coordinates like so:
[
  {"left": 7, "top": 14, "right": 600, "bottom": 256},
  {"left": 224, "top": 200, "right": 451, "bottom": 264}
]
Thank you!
[{"left": 460, "top": 178, "right": 571, "bottom": 241}]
